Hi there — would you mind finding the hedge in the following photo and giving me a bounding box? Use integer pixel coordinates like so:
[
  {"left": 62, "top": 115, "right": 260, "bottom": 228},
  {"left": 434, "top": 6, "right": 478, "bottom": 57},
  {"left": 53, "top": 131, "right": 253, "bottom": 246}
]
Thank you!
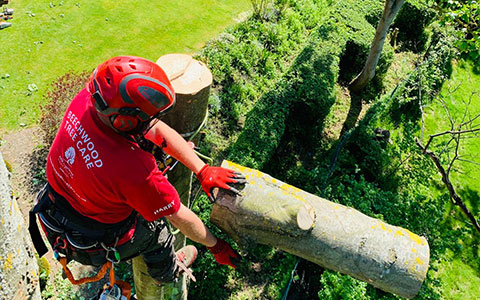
[{"left": 227, "top": 0, "right": 395, "bottom": 169}]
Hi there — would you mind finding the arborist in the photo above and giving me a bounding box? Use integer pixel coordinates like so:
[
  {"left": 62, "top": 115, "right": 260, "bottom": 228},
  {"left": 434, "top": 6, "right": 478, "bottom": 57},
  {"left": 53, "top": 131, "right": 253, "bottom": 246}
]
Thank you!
[{"left": 29, "top": 56, "right": 244, "bottom": 288}]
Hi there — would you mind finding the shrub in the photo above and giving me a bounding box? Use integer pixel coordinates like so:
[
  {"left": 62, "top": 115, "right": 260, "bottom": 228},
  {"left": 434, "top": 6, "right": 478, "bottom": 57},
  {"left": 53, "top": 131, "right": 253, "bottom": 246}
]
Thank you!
[
  {"left": 196, "top": 0, "right": 329, "bottom": 161},
  {"left": 392, "top": 0, "right": 437, "bottom": 52},
  {"left": 317, "top": 270, "right": 368, "bottom": 300},
  {"left": 387, "top": 24, "right": 457, "bottom": 126},
  {"left": 228, "top": 20, "right": 346, "bottom": 169},
  {"left": 39, "top": 71, "right": 90, "bottom": 146}
]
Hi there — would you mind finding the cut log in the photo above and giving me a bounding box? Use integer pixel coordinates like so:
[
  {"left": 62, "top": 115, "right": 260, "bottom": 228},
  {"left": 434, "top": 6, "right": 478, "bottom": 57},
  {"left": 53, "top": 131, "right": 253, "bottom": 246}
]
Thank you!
[{"left": 211, "top": 161, "right": 430, "bottom": 299}]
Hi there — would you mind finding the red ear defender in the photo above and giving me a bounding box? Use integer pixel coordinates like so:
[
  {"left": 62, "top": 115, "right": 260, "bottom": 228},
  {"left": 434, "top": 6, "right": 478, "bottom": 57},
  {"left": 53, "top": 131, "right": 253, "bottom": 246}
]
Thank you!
[{"left": 111, "top": 115, "right": 139, "bottom": 132}]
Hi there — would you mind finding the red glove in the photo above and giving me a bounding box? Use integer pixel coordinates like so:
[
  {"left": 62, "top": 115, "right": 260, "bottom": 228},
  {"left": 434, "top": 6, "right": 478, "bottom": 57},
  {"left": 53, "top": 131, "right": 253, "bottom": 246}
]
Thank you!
[
  {"left": 196, "top": 164, "right": 246, "bottom": 202},
  {"left": 207, "top": 238, "right": 241, "bottom": 269}
]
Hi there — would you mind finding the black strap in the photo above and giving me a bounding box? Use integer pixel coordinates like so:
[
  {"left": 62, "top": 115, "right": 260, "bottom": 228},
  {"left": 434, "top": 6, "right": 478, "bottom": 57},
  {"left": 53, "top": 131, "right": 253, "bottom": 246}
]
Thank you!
[
  {"left": 28, "top": 209, "right": 49, "bottom": 257},
  {"left": 30, "top": 184, "right": 136, "bottom": 249},
  {"left": 46, "top": 184, "right": 135, "bottom": 237},
  {"left": 28, "top": 185, "right": 53, "bottom": 257}
]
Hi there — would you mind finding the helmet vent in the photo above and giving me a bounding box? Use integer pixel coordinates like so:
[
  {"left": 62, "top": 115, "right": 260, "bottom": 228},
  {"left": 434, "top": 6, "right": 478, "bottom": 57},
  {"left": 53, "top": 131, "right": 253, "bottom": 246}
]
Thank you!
[
  {"left": 129, "top": 64, "right": 136, "bottom": 70},
  {"left": 115, "top": 66, "right": 123, "bottom": 72},
  {"left": 105, "top": 77, "right": 111, "bottom": 85}
]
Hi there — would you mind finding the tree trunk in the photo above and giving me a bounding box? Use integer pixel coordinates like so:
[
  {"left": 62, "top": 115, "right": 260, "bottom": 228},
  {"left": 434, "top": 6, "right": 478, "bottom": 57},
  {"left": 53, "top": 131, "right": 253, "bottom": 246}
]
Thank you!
[
  {"left": 211, "top": 160, "right": 429, "bottom": 299},
  {"left": 349, "top": 0, "right": 405, "bottom": 93},
  {"left": 132, "top": 54, "right": 212, "bottom": 300},
  {"left": 0, "top": 152, "right": 41, "bottom": 300}
]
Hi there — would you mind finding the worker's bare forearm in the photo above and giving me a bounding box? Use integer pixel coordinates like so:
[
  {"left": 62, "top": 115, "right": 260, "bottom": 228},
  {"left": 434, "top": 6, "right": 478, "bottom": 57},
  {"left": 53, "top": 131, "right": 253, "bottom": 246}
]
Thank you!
[
  {"left": 166, "top": 204, "right": 217, "bottom": 247},
  {"left": 145, "top": 121, "right": 205, "bottom": 174}
]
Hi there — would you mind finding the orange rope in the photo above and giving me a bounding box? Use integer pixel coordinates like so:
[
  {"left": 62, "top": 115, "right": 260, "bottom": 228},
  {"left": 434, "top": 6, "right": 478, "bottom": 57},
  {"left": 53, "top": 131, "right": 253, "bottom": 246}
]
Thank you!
[
  {"left": 59, "top": 257, "right": 112, "bottom": 285},
  {"left": 58, "top": 257, "right": 131, "bottom": 300}
]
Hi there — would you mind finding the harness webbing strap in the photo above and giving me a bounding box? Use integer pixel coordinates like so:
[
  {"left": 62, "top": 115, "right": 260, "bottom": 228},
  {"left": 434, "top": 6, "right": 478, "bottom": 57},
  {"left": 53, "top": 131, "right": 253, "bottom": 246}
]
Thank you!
[{"left": 28, "top": 209, "right": 49, "bottom": 257}]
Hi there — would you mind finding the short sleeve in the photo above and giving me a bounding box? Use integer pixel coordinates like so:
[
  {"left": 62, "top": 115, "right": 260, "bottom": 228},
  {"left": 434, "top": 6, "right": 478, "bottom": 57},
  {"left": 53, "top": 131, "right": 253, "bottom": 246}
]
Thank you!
[{"left": 124, "top": 170, "right": 181, "bottom": 222}]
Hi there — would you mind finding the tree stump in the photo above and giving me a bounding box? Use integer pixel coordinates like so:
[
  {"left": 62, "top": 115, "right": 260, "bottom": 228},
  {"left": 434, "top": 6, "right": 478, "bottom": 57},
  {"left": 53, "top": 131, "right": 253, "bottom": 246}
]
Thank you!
[
  {"left": 211, "top": 161, "right": 430, "bottom": 299},
  {"left": 132, "top": 54, "right": 212, "bottom": 300}
]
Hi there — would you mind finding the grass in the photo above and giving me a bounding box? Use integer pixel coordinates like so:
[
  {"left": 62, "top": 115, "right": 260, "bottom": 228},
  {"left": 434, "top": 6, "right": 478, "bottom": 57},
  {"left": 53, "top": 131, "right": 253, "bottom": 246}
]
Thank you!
[
  {"left": 0, "top": 0, "right": 250, "bottom": 130},
  {"left": 424, "top": 59, "right": 480, "bottom": 210},
  {"left": 436, "top": 250, "right": 480, "bottom": 300},
  {"left": 422, "top": 59, "right": 480, "bottom": 299}
]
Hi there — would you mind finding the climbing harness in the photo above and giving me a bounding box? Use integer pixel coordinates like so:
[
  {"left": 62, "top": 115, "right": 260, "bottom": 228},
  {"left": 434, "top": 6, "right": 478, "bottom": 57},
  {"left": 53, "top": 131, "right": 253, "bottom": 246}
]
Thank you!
[
  {"left": 56, "top": 254, "right": 132, "bottom": 300},
  {"left": 29, "top": 184, "right": 137, "bottom": 264},
  {"left": 29, "top": 184, "right": 138, "bottom": 299}
]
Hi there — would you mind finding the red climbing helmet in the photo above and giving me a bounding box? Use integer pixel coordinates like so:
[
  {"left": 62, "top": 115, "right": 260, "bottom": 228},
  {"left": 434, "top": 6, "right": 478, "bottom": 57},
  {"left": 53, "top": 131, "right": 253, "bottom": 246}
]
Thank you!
[{"left": 86, "top": 56, "right": 175, "bottom": 133}]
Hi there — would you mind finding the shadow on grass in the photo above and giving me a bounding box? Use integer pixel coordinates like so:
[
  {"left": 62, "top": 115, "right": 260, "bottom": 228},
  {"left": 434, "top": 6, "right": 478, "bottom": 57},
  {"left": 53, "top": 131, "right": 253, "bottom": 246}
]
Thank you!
[
  {"left": 457, "top": 187, "right": 480, "bottom": 276},
  {"left": 256, "top": 25, "right": 344, "bottom": 190},
  {"left": 228, "top": 29, "right": 342, "bottom": 171},
  {"left": 340, "top": 91, "right": 363, "bottom": 136}
]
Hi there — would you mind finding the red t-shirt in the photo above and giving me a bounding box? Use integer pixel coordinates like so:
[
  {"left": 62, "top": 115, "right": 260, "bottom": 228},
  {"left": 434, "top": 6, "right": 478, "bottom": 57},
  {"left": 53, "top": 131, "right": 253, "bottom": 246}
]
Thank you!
[{"left": 46, "top": 89, "right": 180, "bottom": 223}]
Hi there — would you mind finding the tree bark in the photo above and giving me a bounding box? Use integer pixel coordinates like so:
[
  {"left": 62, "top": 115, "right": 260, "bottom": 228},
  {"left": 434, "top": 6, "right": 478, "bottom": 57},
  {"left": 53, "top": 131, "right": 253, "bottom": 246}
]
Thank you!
[
  {"left": 0, "top": 152, "right": 41, "bottom": 300},
  {"left": 211, "top": 160, "right": 430, "bottom": 299},
  {"left": 349, "top": 0, "right": 405, "bottom": 93}
]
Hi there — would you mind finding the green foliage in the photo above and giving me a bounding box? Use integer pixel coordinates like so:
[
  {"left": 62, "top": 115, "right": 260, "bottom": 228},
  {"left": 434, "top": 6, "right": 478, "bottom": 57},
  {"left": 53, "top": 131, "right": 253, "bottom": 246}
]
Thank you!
[
  {"left": 436, "top": 0, "right": 480, "bottom": 62},
  {"left": 387, "top": 23, "right": 457, "bottom": 126},
  {"left": 227, "top": 0, "right": 395, "bottom": 169},
  {"left": 197, "top": 0, "right": 332, "bottom": 163},
  {"left": 393, "top": 0, "right": 437, "bottom": 53},
  {"left": 228, "top": 22, "right": 345, "bottom": 168},
  {"left": 39, "top": 71, "right": 90, "bottom": 146},
  {"left": 198, "top": 0, "right": 325, "bottom": 132},
  {"left": 336, "top": 0, "right": 388, "bottom": 80},
  {"left": 318, "top": 270, "right": 369, "bottom": 300},
  {"left": 36, "top": 255, "right": 51, "bottom": 291},
  {"left": 41, "top": 271, "right": 83, "bottom": 300}
]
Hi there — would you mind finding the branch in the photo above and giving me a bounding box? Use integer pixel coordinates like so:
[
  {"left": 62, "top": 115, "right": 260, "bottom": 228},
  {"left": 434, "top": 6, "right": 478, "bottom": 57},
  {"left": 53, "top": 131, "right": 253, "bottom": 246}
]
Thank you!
[
  {"left": 446, "top": 135, "right": 460, "bottom": 176},
  {"left": 426, "top": 128, "right": 480, "bottom": 143},
  {"left": 415, "top": 137, "right": 480, "bottom": 235},
  {"left": 460, "top": 111, "right": 480, "bottom": 128},
  {"left": 457, "top": 158, "right": 480, "bottom": 166},
  {"left": 437, "top": 95, "right": 455, "bottom": 130},
  {"left": 438, "top": 137, "right": 455, "bottom": 156}
]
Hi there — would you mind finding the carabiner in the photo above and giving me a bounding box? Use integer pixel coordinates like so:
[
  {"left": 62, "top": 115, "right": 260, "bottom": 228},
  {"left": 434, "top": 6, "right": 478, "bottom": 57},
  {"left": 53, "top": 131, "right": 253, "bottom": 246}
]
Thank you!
[{"left": 54, "top": 236, "right": 67, "bottom": 250}]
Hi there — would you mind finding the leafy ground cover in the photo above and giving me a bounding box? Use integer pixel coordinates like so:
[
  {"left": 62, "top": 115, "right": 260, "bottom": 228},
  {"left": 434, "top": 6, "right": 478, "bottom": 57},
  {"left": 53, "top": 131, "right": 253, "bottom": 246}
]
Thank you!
[{"left": 0, "top": 0, "right": 250, "bottom": 130}]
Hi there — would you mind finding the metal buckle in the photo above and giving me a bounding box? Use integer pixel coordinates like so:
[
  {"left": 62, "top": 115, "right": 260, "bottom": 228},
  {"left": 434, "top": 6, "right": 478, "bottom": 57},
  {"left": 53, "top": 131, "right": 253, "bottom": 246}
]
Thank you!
[{"left": 101, "top": 237, "right": 121, "bottom": 264}]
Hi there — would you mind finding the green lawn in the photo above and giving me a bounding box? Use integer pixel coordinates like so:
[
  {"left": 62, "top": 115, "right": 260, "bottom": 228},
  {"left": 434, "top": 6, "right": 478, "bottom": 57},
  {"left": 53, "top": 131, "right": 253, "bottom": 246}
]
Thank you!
[
  {"left": 0, "top": 0, "right": 250, "bottom": 130},
  {"left": 424, "top": 60, "right": 480, "bottom": 299},
  {"left": 424, "top": 60, "right": 480, "bottom": 211},
  {"left": 436, "top": 249, "right": 480, "bottom": 300}
]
